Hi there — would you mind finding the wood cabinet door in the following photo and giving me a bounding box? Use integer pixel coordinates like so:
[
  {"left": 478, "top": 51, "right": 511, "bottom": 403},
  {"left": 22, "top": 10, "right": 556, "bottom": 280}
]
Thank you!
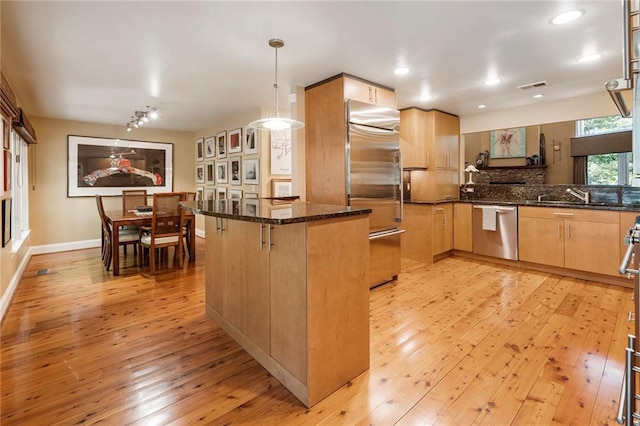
[
  {"left": 400, "top": 108, "right": 428, "bottom": 169},
  {"left": 343, "top": 77, "right": 396, "bottom": 108},
  {"left": 453, "top": 203, "right": 473, "bottom": 252},
  {"left": 564, "top": 220, "right": 620, "bottom": 276},
  {"left": 205, "top": 216, "right": 226, "bottom": 312},
  {"left": 434, "top": 111, "right": 460, "bottom": 170},
  {"left": 223, "top": 220, "right": 270, "bottom": 353},
  {"left": 401, "top": 203, "right": 433, "bottom": 264},
  {"left": 373, "top": 86, "right": 397, "bottom": 109},
  {"left": 518, "top": 216, "right": 564, "bottom": 267},
  {"left": 432, "top": 204, "right": 452, "bottom": 255},
  {"left": 435, "top": 169, "right": 459, "bottom": 201}
]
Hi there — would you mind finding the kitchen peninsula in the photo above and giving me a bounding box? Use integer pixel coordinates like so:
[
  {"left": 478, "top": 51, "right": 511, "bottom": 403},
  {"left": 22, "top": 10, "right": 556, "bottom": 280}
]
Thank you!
[{"left": 181, "top": 199, "right": 372, "bottom": 407}]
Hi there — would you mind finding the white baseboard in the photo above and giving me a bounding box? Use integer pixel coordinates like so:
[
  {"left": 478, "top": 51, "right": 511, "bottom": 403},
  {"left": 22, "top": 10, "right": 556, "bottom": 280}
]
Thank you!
[
  {"left": 29, "top": 239, "right": 101, "bottom": 255},
  {"left": 0, "top": 246, "right": 33, "bottom": 323}
]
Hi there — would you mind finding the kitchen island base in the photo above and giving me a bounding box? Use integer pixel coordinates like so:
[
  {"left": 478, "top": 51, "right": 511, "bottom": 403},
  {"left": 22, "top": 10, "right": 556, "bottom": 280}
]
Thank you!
[{"left": 201, "top": 208, "right": 370, "bottom": 407}]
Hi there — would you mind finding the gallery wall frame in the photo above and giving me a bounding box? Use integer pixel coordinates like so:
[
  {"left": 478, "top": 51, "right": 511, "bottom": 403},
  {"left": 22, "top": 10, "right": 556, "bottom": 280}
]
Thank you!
[
  {"left": 243, "top": 158, "right": 260, "bottom": 185},
  {"left": 68, "top": 136, "right": 174, "bottom": 197},
  {"left": 216, "top": 161, "right": 228, "bottom": 184},
  {"left": 216, "top": 131, "right": 227, "bottom": 158},
  {"left": 205, "top": 161, "right": 215, "bottom": 184},
  {"left": 490, "top": 127, "right": 526, "bottom": 159},
  {"left": 230, "top": 156, "right": 241, "bottom": 186},
  {"left": 196, "top": 164, "right": 205, "bottom": 183},
  {"left": 196, "top": 186, "right": 205, "bottom": 202},
  {"left": 196, "top": 137, "right": 204, "bottom": 162},
  {"left": 204, "top": 136, "right": 215, "bottom": 159},
  {"left": 228, "top": 128, "right": 242, "bottom": 154},
  {"left": 271, "top": 179, "right": 292, "bottom": 197},
  {"left": 270, "top": 129, "right": 291, "bottom": 175},
  {"left": 243, "top": 126, "right": 258, "bottom": 155}
]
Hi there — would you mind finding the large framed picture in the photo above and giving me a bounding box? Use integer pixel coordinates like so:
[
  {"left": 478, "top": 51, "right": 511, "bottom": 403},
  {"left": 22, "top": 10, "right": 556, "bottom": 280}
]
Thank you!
[
  {"left": 204, "top": 136, "right": 216, "bottom": 158},
  {"left": 228, "top": 128, "right": 242, "bottom": 154},
  {"left": 270, "top": 129, "right": 291, "bottom": 175},
  {"left": 490, "top": 127, "right": 526, "bottom": 159},
  {"left": 216, "top": 131, "right": 227, "bottom": 158},
  {"left": 243, "top": 158, "right": 260, "bottom": 185},
  {"left": 244, "top": 126, "right": 258, "bottom": 155},
  {"left": 196, "top": 137, "right": 204, "bottom": 162},
  {"left": 230, "top": 156, "right": 241, "bottom": 186},
  {"left": 216, "top": 161, "right": 228, "bottom": 184},
  {"left": 67, "top": 135, "right": 173, "bottom": 197}
]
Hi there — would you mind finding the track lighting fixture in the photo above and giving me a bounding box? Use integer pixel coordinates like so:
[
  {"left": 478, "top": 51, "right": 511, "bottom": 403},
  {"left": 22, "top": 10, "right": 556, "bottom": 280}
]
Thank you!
[{"left": 125, "top": 106, "right": 159, "bottom": 131}]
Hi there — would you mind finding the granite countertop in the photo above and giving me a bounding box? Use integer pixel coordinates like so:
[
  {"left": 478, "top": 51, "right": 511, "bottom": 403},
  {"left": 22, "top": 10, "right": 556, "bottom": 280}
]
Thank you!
[
  {"left": 457, "top": 199, "right": 640, "bottom": 212},
  {"left": 181, "top": 200, "right": 371, "bottom": 225}
]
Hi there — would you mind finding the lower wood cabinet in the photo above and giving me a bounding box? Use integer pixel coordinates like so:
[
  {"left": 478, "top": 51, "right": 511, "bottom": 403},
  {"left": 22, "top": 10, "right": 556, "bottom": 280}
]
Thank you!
[
  {"left": 402, "top": 202, "right": 454, "bottom": 263},
  {"left": 453, "top": 203, "right": 473, "bottom": 252},
  {"left": 433, "top": 203, "right": 453, "bottom": 255},
  {"left": 518, "top": 206, "right": 620, "bottom": 277}
]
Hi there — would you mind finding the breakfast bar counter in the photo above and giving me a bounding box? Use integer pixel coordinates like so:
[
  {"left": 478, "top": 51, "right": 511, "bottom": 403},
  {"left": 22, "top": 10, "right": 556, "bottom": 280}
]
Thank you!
[{"left": 181, "top": 200, "right": 371, "bottom": 407}]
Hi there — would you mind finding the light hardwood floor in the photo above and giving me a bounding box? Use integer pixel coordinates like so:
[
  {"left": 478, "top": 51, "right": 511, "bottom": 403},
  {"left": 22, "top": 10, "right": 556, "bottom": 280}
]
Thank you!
[{"left": 0, "top": 238, "right": 634, "bottom": 425}]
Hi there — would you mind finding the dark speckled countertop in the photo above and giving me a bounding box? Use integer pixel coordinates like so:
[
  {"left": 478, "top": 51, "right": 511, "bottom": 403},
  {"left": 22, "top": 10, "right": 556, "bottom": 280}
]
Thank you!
[{"left": 181, "top": 200, "right": 371, "bottom": 225}]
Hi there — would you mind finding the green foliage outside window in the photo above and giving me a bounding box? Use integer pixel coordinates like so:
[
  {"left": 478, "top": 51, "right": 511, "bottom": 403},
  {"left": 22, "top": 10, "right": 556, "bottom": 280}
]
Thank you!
[{"left": 579, "top": 115, "right": 632, "bottom": 185}]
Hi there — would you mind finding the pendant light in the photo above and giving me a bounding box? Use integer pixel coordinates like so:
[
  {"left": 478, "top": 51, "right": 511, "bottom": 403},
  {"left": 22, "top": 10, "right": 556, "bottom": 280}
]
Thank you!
[{"left": 247, "top": 38, "right": 304, "bottom": 131}]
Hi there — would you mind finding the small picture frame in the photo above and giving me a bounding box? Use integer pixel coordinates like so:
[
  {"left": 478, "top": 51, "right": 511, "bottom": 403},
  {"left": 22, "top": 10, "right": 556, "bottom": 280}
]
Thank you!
[
  {"left": 228, "top": 128, "right": 242, "bottom": 154},
  {"left": 196, "top": 164, "right": 205, "bottom": 183},
  {"left": 242, "top": 158, "right": 260, "bottom": 185},
  {"left": 196, "top": 137, "right": 204, "bottom": 162},
  {"left": 244, "top": 125, "right": 258, "bottom": 155},
  {"left": 272, "top": 179, "right": 293, "bottom": 197},
  {"left": 242, "top": 199, "right": 259, "bottom": 217},
  {"left": 229, "top": 189, "right": 243, "bottom": 199},
  {"left": 244, "top": 192, "right": 259, "bottom": 199},
  {"left": 196, "top": 186, "right": 205, "bottom": 202},
  {"left": 230, "top": 156, "right": 241, "bottom": 186},
  {"left": 205, "top": 136, "right": 216, "bottom": 158},
  {"left": 217, "top": 187, "right": 228, "bottom": 200},
  {"left": 216, "top": 131, "right": 227, "bottom": 158},
  {"left": 205, "top": 161, "right": 215, "bottom": 184},
  {"left": 216, "top": 161, "right": 228, "bottom": 184},
  {"left": 231, "top": 199, "right": 241, "bottom": 215},
  {"left": 205, "top": 187, "right": 215, "bottom": 201}
]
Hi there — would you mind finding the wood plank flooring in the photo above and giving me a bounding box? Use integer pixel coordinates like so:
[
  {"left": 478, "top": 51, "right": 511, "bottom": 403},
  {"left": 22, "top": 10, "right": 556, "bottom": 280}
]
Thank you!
[{"left": 0, "top": 239, "right": 634, "bottom": 425}]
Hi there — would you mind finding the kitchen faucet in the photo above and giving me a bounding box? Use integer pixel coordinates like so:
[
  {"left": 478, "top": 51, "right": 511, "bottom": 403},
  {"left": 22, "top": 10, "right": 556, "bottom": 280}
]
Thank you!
[{"left": 566, "top": 188, "right": 590, "bottom": 204}]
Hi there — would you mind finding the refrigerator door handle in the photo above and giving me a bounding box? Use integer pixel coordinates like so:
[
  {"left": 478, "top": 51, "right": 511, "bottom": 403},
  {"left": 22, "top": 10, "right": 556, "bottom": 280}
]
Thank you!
[{"left": 396, "top": 150, "right": 403, "bottom": 223}]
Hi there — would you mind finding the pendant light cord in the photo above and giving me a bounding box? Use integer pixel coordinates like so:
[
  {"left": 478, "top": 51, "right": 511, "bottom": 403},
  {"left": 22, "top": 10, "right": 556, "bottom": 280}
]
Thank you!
[{"left": 273, "top": 44, "right": 280, "bottom": 118}]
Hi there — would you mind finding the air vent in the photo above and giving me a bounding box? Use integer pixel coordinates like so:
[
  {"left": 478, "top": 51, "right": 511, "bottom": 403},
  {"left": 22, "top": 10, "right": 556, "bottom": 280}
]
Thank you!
[{"left": 516, "top": 80, "right": 547, "bottom": 90}]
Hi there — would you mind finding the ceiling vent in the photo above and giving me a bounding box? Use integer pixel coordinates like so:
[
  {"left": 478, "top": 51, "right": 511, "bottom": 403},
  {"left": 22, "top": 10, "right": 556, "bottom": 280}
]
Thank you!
[{"left": 517, "top": 80, "right": 547, "bottom": 90}]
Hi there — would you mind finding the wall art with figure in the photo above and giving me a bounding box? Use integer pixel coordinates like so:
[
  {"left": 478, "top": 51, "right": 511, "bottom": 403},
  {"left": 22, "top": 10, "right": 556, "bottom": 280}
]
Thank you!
[{"left": 490, "top": 127, "right": 526, "bottom": 159}]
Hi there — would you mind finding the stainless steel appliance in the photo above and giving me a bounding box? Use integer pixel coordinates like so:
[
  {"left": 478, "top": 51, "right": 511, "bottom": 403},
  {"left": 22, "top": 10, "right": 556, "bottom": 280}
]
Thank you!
[
  {"left": 346, "top": 99, "right": 404, "bottom": 288},
  {"left": 472, "top": 205, "right": 518, "bottom": 260}
]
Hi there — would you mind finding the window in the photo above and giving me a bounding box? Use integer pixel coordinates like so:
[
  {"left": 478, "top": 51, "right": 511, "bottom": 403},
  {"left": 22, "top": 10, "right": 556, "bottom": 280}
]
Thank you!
[
  {"left": 576, "top": 115, "right": 632, "bottom": 185},
  {"left": 10, "top": 129, "right": 29, "bottom": 250}
]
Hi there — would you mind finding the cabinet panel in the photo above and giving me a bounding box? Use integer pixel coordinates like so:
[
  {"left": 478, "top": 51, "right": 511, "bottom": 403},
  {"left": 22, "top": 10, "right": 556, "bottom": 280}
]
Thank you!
[
  {"left": 205, "top": 217, "right": 225, "bottom": 312},
  {"left": 433, "top": 203, "right": 453, "bottom": 255},
  {"left": 401, "top": 203, "right": 433, "bottom": 264},
  {"left": 453, "top": 203, "right": 473, "bottom": 252},
  {"left": 564, "top": 221, "right": 620, "bottom": 276},
  {"left": 400, "top": 108, "right": 428, "bottom": 169},
  {"left": 343, "top": 77, "right": 396, "bottom": 108},
  {"left": 518, "top": 216, "right": 564, "bottom": 267}
]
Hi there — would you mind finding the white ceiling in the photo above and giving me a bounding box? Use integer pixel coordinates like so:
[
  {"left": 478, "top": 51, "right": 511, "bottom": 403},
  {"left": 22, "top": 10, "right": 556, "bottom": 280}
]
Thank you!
[{"left": 0, "top": 1, "right": 625, "bottom": 132}]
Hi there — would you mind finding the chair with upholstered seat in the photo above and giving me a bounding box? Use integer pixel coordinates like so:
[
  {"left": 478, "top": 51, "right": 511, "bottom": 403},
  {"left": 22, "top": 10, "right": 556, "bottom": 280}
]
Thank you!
[
  {"left": 138, "top": 192, "right": 185, "bottom": 273},
  {"left": 121, "top": 189, "right": 147, "bottom": 255},
  {"left": 96, "top": 194, "right": 139, "bottom": 271}
]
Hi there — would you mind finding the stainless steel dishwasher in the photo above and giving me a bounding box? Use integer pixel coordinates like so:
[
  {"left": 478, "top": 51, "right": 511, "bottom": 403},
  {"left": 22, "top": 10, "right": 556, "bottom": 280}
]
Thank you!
[{"left": 472, "top": 205, "right": 518, "bottom": 260}]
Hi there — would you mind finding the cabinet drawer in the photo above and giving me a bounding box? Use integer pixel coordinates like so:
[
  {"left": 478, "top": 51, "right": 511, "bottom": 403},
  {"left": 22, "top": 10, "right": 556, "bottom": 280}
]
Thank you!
[{"left": 518, "top": 206, "right": 619, "bottom": 223}]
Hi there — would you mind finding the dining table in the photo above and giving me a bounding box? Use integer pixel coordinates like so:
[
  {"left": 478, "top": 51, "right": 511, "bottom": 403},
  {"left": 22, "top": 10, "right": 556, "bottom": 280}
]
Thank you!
[{"left": 105, "top": 209, "right": 196, "bottom": 276}]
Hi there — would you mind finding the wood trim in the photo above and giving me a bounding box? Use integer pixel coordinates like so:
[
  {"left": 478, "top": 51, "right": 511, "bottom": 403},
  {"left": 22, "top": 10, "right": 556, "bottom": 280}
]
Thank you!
[
  {"left": 399, "top": 106, "right": 459, "bottom": 118},
  {"left": 12, "top": 108, "right": 37, "bottom": 144},
  {"left": 0, "top": 72, "right": 18, "bottom": 119},
  {"left": 305, "top": 72, "right": 395, "bottom": 92}
]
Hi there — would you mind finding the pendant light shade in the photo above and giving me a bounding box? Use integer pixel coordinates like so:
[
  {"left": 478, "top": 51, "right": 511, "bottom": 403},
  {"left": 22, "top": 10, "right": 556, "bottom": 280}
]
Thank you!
[{"left": 247, "top": 39, "right": 304, "bottom": 131}]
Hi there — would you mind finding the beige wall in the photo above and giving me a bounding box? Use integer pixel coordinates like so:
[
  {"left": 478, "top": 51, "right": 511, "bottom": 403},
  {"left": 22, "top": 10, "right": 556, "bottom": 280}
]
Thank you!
[{"left": 29, "top": 116, "right": 194, "bottom": 246}]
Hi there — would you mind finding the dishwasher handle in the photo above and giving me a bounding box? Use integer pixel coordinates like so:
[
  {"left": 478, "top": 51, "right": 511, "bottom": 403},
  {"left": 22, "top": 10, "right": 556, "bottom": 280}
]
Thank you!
[{"left": 473, "top": 206, "right": 516, "bottom": 213}]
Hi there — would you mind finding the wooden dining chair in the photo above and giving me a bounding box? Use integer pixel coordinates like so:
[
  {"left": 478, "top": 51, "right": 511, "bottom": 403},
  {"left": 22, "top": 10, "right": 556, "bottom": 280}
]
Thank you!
[
  {"left": 122, "top": 189, "right": 148, "bottom": 212},
  {"left": 138, "top": 192, "right": 185, "bottom": 273},
  {"left": 96, "top": 194, "right": 139, "bottom": 271}
]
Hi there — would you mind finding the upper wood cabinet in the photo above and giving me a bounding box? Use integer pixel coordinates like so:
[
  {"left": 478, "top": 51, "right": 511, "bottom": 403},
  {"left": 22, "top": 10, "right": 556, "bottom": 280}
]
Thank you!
[
  {"left": 343, "top": 75, "right": 396, "bottom": 109},
  {"left": 400, "top": 107, "right": 460, "bottom": 170}
]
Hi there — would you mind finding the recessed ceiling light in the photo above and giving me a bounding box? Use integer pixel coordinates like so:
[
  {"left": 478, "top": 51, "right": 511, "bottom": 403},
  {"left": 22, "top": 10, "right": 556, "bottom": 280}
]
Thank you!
[
  {"left": 478, "top": 104, "right": 486, "bottom": 109},
  {"left": 394, "top": 67, "right": 410, "bottom": 75},
  {"left": 577, "top": 53, "right": 601, "bottom": 63},
  {"left": 533, "top": 94, "right": 544, "bottom": 98},
  {"left": 483, "top": 78, "right": 501, "bottom": 86},
  {"left": 419, "top": 94, "right": 433, "bottom": 101},
  {"left": 551, "top": 10, "right": 584, "bottom": 25}
]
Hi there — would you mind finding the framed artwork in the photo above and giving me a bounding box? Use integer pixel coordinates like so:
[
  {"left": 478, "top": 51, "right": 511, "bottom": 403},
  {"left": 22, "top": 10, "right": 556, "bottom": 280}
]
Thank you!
[
  {"left": 196, "top": 186, "right": 205, "bottom": 202},
  {"left": 216, "top": 161, "right": 228, "bottom": 184},
  {"left": 243, "top": 158, "right": 260, "bottom": 185},
  {"left": 216, "top": 131, "right": 227, "bottom": 158},
  {"left": 230, "top": 156, "right": 241, "bottom": 186},
  {"left": 270, "top": 129, "right": 291, "bottom": 175},
  {"left": 204, "top": 136, "right": 216, "bottom": 158},
  {"left": 229, "top": 189, "right": 243, "bottom": 199},
  {"left": 244, "top": 126, "right": 258, "bottom": 155},
  {"left": 205, "top": 187, "right": 215, "bottom": 201},
  {"left": 217, "top": 187, "right": 227, "bottom": 200},
  {"left": 205, "top": 161, "right": 215, "bottom": 184},
  {"left": 195, "top": 164, "right": 205, "bottom": 183},
  {"left": 196, "top": 137, "right": 204, "bottom": 162},
  {"left": 228, "top": 128, "right": 242, "bottom": 154},
  {"left": 490, "top": 127, "right": 526, "bottom": 158},
  {"left": 68, "top": 136, "right": 174, "bottom": 197},
  {"left": 244, "top": 192, "right": 259, "bottom": 199},
  {"left": 4, "top": 150, "right": 11, "bottom": 192},
  {"left": 242, "top": 198, "right": 259, "bottom": 217},
  {"left": 231, "top": 198, "right": 241, "bottom": 215},
  {"left": 217, "top": 198, "right": 228, "bottom": 212},
  {"left": 272, "top": 179, "right": 292, "bottom": 197}
]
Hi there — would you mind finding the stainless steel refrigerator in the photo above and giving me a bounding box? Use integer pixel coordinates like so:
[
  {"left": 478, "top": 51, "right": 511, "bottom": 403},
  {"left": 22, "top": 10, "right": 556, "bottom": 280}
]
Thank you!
[{"left": 346, "top": 99, "right": 404, "bottom": 288}]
